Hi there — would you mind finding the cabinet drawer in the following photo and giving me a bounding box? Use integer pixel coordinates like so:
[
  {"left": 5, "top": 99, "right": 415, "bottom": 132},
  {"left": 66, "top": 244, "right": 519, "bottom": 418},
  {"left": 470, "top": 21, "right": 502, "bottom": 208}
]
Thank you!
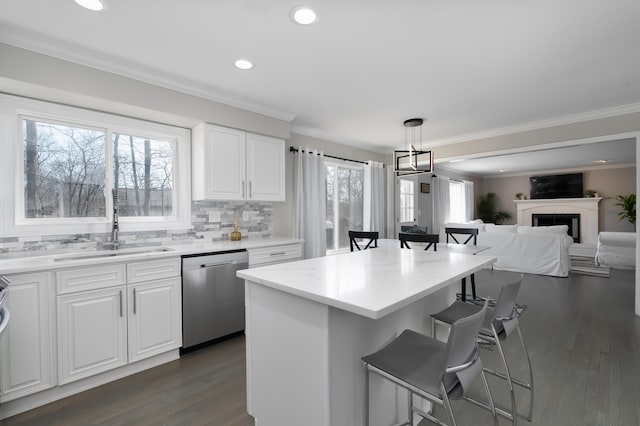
[
  {"left": 127, "top": 258, "right": 181, "bottom": 284},
  {"left": 249, "top": 244, "right": 302, "bottom": 267},
  {"left": 57, "top": 264, "right": 126, "bottom": 294}
]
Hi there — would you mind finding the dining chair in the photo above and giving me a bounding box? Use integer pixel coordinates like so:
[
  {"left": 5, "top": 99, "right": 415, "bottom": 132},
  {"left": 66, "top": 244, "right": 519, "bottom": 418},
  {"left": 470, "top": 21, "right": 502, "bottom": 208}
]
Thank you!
[
  {"left": 445, "top": 227, "right": 480, "bottom": 301},
  {"left": 348, "top": 231, "right": 379, "bottom": 252},
  {"left": 431, "top": 275, "right": 533, "bottom": 425},
  {"left": 400, "top": 225, "right": 428, "bottom": 234},
  {"left": 362, "top": 299, "right": 497, "bottom": 426},
  {"left": 399, "top": 232, "right": 439, "bottom": 251}
]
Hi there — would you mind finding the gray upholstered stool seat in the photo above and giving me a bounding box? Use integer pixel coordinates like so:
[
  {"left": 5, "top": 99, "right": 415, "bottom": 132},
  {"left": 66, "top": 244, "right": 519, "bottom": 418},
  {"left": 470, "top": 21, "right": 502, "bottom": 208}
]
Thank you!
[{"left": 362, "top": 329, "right": 456, "bottom": 398}]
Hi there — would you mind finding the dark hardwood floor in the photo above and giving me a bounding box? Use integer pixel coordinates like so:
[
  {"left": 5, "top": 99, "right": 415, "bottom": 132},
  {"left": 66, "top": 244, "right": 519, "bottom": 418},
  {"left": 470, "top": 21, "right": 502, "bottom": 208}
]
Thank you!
[{"left": 3, "top": 268, "right": 639, "bottom": 425}]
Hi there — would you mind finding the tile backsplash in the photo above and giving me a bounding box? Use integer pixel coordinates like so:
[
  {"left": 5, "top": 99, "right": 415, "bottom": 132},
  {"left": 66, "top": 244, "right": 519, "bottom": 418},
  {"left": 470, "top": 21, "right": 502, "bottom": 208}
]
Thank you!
[{"left": 0, "top": 200, "right": 274, "bottom": 257}]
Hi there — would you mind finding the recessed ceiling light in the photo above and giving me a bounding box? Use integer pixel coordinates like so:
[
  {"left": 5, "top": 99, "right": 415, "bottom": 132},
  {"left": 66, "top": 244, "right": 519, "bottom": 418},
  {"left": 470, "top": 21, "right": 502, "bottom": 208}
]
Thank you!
[
  {"left": 592, "top": 159, "right": 608, "bottom": 163},
  {"left": 74, "top": 0, "right": 105, "bottom": 11},
  {"left": 290, "top": 6, "right": 317, "bottom": 25},
  {"left": 234, "top": 59, "right": 254, "bottom": 70},
  {"left": 499, "top": 169, "right": 507, "bottom": 173}
]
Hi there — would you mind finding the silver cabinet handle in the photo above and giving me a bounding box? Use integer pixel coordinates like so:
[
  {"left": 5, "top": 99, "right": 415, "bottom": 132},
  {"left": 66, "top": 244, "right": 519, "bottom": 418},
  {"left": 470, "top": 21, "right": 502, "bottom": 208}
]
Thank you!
[
  {"left": 249, "top": 181, "right": 252, "bottom": 198},
  {"left": 270, "top": 252, "right": 286, "bottom": 256},
  {"left": 133, "top": 288, "right": 137, "bottom": 314},
  {"left": 242, "top": 180, "right": 245, "bottom": 198},
  {"left": 119, "top": 290, "right": 123, "bottom": 317}
]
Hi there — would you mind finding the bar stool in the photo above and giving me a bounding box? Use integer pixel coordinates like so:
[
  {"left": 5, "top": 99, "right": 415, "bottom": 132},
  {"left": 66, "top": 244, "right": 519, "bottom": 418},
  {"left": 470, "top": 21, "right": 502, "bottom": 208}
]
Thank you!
[
  {"left": 445, "top": 227, "right": 479, "bottom": 301},
  {"left": 362, "top": 300, "right": 497, "bottom": 426},
  {"left": 399, "top": 232, "right": 439, "bottom": 251},
  {"left": 431, "top": 275, "right": 534, "bottom": 425},
  {"left": 348, "top": 231, "right": 379, "bottom": 252}
]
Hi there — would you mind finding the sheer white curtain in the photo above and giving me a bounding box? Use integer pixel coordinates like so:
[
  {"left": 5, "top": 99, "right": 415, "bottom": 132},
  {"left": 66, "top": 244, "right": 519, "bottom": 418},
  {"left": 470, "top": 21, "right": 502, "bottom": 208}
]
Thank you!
[
  {"left": 464, "top": 180, "right": 474, "bottom": 222},
  {"left": 363, "top": 161, "right": 385, "bottom": 237},
  {"left": 293, "top": 147, "right": 326, "bottom": 259},
  {"left": 432, "top": 176, "right": 450, "bottom": 236}
]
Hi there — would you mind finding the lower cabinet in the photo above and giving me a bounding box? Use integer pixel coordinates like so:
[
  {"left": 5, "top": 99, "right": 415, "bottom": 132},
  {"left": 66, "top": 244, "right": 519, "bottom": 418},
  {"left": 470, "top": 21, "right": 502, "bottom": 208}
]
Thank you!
[
  {"left": 128, "top": 277, "right": 181, "bottom": 363},
  {"left": 57, "top": 286, "right": 128, "bottom": 385},
  {"left": 0, "top": 272, "right": 56, "bottom": 403},
  {"left": 56, "top": 259, "right": 182, "bottom": 385}
]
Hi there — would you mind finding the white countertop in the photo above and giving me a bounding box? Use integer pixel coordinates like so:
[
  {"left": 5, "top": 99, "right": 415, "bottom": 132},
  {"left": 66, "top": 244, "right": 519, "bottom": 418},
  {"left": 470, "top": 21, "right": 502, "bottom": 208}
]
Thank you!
[
  {"left": 237, "top": 247, "right": 496, "bottom": 319},
  {"left": 0, "top": 237, "right": 303, "bottom": 275}
]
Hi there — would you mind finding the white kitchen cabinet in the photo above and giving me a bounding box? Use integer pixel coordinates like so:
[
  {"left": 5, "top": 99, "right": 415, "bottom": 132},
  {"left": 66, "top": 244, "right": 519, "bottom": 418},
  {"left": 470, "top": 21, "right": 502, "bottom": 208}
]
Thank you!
[
  {"left": 248, "top": 243, "right": 303, "bottom": 267},
  {"left": 57, "top": 286, "right": 128, "bottom": 385},
  {"left": 0, "top": 272, "right": 56, "bottom": 402},
  {"left": 57, "top": 258, "right": 182, "bottom": 384},
  {"left": 246, "top": 133, "right": 285, "bottom": 201},
  {"left": 127, "top": 277, "right": 181, "bottom": 363},
  {"left": 192, "top": 123, "right": 285, "bottom": 201}
]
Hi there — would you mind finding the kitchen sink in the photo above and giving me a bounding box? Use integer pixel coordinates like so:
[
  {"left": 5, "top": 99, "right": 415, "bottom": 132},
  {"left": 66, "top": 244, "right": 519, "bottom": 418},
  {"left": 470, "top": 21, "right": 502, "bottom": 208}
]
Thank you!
[{"left": 53, "top": 247, "right": 174, "bottom": 262}]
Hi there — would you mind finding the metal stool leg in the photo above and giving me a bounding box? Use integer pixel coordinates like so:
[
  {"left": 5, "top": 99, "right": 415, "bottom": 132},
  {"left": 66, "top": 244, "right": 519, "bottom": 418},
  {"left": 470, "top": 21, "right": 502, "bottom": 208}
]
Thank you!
[{"left": 517, "top": 326, "right": 535, "bottom": 421}]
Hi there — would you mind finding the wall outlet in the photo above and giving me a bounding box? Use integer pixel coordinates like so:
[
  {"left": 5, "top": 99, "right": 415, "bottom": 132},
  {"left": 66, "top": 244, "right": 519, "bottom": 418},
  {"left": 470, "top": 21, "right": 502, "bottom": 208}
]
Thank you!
[{"left": 243, "top": 211, "right": 250, "bottom": 221}]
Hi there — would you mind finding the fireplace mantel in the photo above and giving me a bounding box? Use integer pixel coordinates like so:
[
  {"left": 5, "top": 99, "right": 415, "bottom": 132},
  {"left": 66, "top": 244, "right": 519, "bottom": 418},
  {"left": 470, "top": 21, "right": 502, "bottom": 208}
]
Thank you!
[{"left": 515, "top": 197, "right": 602, "bottom": 244}]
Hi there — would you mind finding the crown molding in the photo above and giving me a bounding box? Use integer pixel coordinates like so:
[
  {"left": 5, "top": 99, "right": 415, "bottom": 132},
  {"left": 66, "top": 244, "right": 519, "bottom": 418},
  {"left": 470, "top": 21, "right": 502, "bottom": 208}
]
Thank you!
[
  {"left": 425, "top": 103, "right": 640, "bottom": 148},
  {"left": 0, "top": 25, "right": 296, "bottom": 122}
]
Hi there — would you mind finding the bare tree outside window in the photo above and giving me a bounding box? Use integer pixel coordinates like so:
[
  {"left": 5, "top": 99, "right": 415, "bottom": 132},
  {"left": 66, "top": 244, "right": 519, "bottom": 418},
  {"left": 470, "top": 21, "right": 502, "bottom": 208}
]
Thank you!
[
  {"left": 23, "top": 119, "right": 106, "bottom": 218},
  {"left": 325, "top": 163, "right": 364, "bottom": 252},
  {"left": 113, "top": 133, "right": 174, "bottom": 217}
]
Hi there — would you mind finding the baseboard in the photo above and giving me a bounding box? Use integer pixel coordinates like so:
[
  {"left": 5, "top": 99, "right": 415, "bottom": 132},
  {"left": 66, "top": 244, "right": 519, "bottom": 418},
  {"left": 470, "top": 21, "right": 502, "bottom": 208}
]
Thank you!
[{"left": 0, "top": 350, "right": 180, "bottom": 420}]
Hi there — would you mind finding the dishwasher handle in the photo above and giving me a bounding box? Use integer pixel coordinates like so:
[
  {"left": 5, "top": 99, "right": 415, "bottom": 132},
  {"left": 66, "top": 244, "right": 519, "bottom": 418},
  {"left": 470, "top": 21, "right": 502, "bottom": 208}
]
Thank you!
[{"left": 199, "top": 261, "right": 237, "bottom": 268}]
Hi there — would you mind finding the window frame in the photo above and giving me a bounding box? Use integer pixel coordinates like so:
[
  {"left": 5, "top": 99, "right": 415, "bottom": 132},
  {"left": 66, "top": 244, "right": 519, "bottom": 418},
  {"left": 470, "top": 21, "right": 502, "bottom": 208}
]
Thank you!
[{"left": 0, "top": 94, "right": 192, "bottom": 237}]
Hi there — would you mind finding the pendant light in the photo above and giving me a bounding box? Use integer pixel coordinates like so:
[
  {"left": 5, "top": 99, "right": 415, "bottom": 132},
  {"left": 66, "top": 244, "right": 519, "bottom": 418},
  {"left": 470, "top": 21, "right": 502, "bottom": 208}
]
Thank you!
[{"left": 393, "top": 118, "right": 433, "bottom": 176}]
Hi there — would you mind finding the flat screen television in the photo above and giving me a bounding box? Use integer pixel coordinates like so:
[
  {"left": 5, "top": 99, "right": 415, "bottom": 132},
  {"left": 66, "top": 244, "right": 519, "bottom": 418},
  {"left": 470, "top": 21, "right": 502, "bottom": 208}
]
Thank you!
[{"left": 529, "top": 173, "right": 583, "bottom": 199}]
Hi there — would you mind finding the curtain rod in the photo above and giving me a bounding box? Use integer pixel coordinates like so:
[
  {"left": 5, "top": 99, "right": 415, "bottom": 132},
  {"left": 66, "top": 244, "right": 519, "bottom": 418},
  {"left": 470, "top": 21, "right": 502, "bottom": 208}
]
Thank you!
[{"left": 288, "top": 146, "right": 371, "bottom": 165}]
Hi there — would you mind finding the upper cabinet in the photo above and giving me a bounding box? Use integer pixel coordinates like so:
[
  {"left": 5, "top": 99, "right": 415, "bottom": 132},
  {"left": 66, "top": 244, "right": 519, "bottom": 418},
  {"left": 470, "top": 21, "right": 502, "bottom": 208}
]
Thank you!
[{"left": 192, "top": 124, "right": 285, "bottom": 201}]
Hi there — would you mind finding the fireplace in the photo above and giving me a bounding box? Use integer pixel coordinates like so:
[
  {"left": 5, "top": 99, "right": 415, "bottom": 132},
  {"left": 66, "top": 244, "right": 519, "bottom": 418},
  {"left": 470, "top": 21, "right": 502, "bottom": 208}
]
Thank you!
[
  {"left": 514, "top": 198, "right": 601, "bottom": 245},
  {"left": 532, "top": 213, "right": 580, "bottom": 243}
]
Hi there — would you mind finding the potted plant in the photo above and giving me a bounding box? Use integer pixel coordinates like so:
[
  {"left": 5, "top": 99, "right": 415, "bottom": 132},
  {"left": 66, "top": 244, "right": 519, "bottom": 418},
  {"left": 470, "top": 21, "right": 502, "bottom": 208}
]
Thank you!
[
  {"left": 476, "top": 192, "right": 512, "bottom": 224},
  {"left": 615, "top": 194, "right": 636, "bottom": 228},
  {"left": 585, "top": 189, "right": 597, "bottom": 198},
  {"left": 515, "top": 192, "right": 524, "bottom": 200}
]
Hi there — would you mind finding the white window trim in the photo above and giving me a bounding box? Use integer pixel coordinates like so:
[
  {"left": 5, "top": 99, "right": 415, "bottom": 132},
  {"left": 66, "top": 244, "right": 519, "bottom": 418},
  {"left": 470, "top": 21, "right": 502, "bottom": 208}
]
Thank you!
[{"left": 0, "top": 94, "right": 192, "bottom": 237}]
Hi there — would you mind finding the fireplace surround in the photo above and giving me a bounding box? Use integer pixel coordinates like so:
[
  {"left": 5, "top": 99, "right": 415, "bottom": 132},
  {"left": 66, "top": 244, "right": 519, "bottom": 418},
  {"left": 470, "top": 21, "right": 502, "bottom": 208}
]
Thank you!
[{"left": 514, "top": 197, "right": 602, "bottom": 245}]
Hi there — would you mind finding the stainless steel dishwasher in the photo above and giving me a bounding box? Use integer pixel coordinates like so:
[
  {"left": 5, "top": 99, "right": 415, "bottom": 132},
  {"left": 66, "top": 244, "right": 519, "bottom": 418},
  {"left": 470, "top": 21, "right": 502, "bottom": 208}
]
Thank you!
[{"left": 181, "top": 250, "right": 248, "bottom": 349}]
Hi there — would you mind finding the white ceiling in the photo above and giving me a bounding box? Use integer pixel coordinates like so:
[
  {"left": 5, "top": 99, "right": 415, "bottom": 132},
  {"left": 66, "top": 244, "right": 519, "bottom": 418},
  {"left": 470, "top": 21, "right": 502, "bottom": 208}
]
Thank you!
[
  {"left": 1, "top": 0, "right": 639, "bottom": 169},
  {"left": 438, "top": 138, "right": 636, "bottom": 177}
]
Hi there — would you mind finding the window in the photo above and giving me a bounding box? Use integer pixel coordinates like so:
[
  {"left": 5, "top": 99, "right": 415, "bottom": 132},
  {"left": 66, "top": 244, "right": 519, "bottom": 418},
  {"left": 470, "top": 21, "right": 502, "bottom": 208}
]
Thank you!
[
  {"left": 449, "top": 180, "right": 466, "bottom": 223},
  {"left": 113, "top": 132, "right": 174, "bottom": 217},
  {"left": 399, "top": 179, "right": 414, "bottom": 223},
  {"left": 23, "top": 118, "right": 107, "bottom": 219},
  {"left": 1, "top": 94, "right": 191, "bottom": 237},
  {"left": 325, "top": 162, "right": 364, "bottom": 252}
]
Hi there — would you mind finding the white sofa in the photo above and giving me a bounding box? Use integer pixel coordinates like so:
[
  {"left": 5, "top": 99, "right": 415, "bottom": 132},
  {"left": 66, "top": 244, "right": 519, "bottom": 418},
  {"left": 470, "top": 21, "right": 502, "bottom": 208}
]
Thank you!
[
  {"left": 442, "top": 222, "right": 573, "bottom": 277},
  {"left": 595, "top": 232, "right": 636, "bottom": 269}
]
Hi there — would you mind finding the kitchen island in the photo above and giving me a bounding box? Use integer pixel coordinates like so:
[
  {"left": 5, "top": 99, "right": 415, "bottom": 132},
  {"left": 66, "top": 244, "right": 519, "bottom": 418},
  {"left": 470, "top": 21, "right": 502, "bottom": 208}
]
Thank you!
[{"left": 237, "top": 247, "right": 496, "bottom": 426}]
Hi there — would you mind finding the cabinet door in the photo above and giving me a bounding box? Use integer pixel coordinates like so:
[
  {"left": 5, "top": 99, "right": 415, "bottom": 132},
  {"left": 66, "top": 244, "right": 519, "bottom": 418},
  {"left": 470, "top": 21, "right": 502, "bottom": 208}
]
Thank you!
[
  {"left": 246, "top": 133, "right": 285, "bottom": 201},
  {"left": 128, "top": 277, "right": 182, "bottom": 363},
  {"left": 193, "top": 124, "right": 246, "bottom": 200},
  {"left": 0, "top": 272, "right": 56, "bottom": 402},
  {"left": 57, "top": 287, "right": 127, "bottom": 385}
]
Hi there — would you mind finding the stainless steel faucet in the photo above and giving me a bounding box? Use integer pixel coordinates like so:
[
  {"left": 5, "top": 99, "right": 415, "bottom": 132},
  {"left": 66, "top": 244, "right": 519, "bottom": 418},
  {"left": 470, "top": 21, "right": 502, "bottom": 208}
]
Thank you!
[
  {"left": 111, "top": 189, "right": 119, "bottom": 247},
  {"left": 108, "top": 189, "right": 119, "bottom": 250}
]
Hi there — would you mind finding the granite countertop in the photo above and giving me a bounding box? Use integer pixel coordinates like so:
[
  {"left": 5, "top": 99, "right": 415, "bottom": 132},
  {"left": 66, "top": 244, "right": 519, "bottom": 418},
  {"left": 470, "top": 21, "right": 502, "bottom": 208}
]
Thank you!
[
  {"left": 0, "top": 237, "right": 303, "bottom": 275},
  {"left": 237, "top": 247, "right": 496, "bottom": 319}
]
